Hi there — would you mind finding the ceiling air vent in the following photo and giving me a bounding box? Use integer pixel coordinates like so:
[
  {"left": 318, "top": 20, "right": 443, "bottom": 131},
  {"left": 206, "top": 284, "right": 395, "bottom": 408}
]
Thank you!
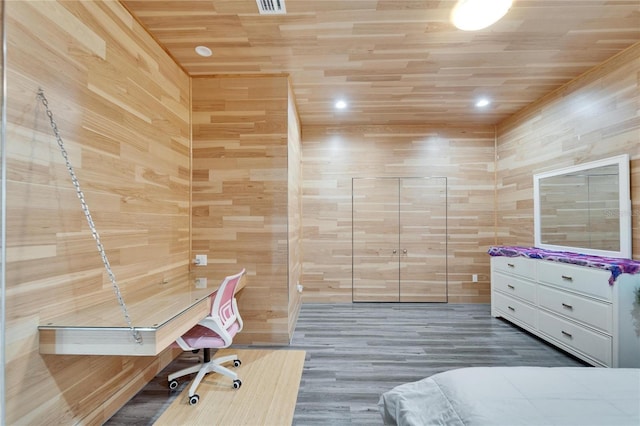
[{"left": 256, "top": 0, "right": 286, "bottom": 15}]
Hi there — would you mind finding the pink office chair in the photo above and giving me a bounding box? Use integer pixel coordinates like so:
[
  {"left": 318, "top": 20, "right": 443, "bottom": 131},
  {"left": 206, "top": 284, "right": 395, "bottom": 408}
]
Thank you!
[{"left": 168, "top": 269, "right": 246, "bottom": 405}]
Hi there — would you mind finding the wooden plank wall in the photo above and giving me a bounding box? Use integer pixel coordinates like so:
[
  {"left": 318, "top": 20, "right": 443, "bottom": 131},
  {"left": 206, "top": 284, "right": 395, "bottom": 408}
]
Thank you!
[
  {"left": 191, "top": 75, "right": 301, "bottom": 345},
  {"left": 301, "top": 125, "right": 496, "bottom": 303},
  {"left": 5, "top": 1, "right": 191, "bottom": 423},
  {"left": 287, "top": 81, "right": 304, "bottom": 336},
  {"left": 496, "top": 42, "right": 640, "bottom": 257}
]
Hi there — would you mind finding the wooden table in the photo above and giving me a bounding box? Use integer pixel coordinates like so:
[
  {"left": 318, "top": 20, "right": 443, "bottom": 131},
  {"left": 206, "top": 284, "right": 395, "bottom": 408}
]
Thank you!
[{"left": 38, "top": 273, "right": 246, "bottom": 356}]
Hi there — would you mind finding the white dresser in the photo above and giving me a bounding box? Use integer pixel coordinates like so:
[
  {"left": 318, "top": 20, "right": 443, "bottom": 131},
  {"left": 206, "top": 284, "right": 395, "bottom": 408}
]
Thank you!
[{"left": 491, "top": 255, "right": 640, "bottom": 367}]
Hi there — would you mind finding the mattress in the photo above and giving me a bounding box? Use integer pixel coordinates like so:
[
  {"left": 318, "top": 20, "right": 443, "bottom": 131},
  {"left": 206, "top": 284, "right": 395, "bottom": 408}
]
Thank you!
[{"left": 378, "top": 366, "right": 640, "bottom": 426}]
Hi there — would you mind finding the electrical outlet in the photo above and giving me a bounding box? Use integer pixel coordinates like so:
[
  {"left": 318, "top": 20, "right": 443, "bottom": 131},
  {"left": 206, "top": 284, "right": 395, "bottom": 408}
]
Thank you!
[
  {"left": 194, "top": 254, "right": 207, "bottom": 266},
  {"left": 297, "top": 283, "right": 303, "bottom": 293},
  {"left": 195, "top": 277, "right": 207, "bottom": 288},
  {"left": 472, "top": 274, "right": 478, "bottom": 283}
]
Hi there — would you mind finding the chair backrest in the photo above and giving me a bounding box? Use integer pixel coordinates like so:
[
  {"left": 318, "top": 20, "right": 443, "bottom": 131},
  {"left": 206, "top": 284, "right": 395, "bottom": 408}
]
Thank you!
[{"left": 211, "top": 269, "right": 245, "bottom": 329}]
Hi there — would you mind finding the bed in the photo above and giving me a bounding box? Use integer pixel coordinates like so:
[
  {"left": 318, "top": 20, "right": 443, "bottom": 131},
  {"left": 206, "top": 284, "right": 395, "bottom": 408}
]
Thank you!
[{"left": 378, "top": 367, "right": 640, "bottom": 426}]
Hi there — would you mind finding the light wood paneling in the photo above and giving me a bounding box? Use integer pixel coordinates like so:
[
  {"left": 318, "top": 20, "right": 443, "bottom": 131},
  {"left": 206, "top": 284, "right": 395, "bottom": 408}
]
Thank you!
[
  {"left": 5, "top": 0, "right": 190, "bottom": 423},
  {"left": 191, "top": 75, "right": 301, "bottom": 345},
  {"left": 6, "top": 2, "right": 638, "bottom": 424},
  {"left": 496, "top": 42, "right": 640, "bottom": 258},
  {"left": 353, "top": 178, "right": 401, "bottom": 302},
  {"left": 287, "top": 81, "right": 304, "bottom": 336},
  {"left": 399, "top": 177, "right": 448, "bottom": 302},
  {"left": 351, "top": 177, "right": 447, "bottom": 302},
  {"left": 121, "top": 0, "right": 640, "bottom": 127},
  {"left": 302, "top": 125, "right": 496, "bottom": 303}
]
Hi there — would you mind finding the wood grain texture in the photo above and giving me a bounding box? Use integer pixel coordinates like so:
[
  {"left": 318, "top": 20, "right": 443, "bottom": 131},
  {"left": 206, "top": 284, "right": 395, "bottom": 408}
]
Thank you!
[
  {"left": 353, "top": 178, "right": 402, "bottom": 302},
  {"left": 495, "top": 42, "right": 640, "bottom": 258},
  {"left": 190, "top": 75, "right": 302, "bottom": 346},
  {"left": 5, "top": 2, "right": 638, "bottom": 424},
  {"left": 5, "top": 0, "right": 190, "bottom": 423},
  {"left": 120, "top": 0, "right": 640, "bottom": 127},
  {"left": 399, "top": 177, "right": 448, "bottom": 302},
  {"left": 352, "top": 177, "right": 448, "bottom": 302},
  {"left": 301, "top": 125, "right": 496, "bottom": 303},
  {"left": 288, "top": 80, "right": 304, "bottom": 337}
]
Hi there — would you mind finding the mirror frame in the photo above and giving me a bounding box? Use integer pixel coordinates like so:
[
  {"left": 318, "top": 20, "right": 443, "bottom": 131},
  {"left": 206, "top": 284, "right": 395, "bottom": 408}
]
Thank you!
[{"left": 533, "top": 154, "right": 631, "bottom": 259}]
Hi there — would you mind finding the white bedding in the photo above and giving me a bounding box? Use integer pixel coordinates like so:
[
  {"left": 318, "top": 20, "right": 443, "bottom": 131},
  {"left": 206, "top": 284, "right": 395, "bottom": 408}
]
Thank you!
[{"left": 378, "top": 367, "right": 640, "bottom": 426}]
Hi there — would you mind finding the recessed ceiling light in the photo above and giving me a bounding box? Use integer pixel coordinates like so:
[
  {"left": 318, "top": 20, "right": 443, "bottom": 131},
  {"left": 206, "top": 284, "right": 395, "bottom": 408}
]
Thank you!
[
  {"left": 476, "top": 98, "right": 490, "bottom": 108},
  {"left": 195, "top": 46, "right": 213, "bottom": 57},
  {"left": 451, "top": 0, "right": 513, "bottom": 31},
  {"left": 335, "top": 100, "right": 347, "bottom": 110}
]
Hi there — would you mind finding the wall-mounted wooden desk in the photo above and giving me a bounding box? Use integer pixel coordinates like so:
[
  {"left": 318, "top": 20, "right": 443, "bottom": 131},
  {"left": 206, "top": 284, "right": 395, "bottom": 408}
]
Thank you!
[{"left": 38, "top": 274, "right": 246, "bottom": 356}]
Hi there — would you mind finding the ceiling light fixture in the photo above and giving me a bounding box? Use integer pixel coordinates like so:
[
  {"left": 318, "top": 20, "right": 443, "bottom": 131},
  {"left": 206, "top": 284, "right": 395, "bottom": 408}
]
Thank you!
[
  {"left": 451, "top": 0, "right": 513, "bottom": 31},
  {"left": 476, "top": 98, "right": 491, "bottom": 107},
  {"left": 195, "top": 46, "right": 213, "bottom": 57},
  {"left": 335, "top": 100, "right": 347, "bottom": 110}
]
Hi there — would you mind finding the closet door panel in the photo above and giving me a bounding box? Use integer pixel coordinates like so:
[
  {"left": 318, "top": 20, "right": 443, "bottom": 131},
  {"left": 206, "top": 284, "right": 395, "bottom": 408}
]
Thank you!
[
  {"left": 352, "top": 178, "right": 399, "bottom": 302},
  {"left": 399, "top": 177, "right": 447, "bottom": 302}
]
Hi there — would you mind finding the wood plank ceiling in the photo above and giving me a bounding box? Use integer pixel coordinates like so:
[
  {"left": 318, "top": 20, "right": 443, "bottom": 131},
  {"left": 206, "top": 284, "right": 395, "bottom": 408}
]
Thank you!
[{"left": 121, "top": 0, "right": 640, "bottom": 126}]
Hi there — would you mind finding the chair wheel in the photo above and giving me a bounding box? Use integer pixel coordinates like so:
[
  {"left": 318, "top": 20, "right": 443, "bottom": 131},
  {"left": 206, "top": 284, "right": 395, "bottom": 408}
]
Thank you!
[
  {"left": 233, "top": 359, "right": 241, "bottom": 367},
  {"left": 233, "top": 379, "right": 242, "bottom": 389},
  {"left": 189, "top": 394, "right": 200, "bottom": 405},
  {"left": 168, "top": 379, "right": 179, "bottom": 390}
]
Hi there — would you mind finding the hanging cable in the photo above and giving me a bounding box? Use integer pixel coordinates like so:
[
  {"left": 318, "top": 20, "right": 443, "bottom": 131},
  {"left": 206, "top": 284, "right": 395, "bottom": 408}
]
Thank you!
[{"left": 36, "top": 88, "right": 142, "bottom": 345}]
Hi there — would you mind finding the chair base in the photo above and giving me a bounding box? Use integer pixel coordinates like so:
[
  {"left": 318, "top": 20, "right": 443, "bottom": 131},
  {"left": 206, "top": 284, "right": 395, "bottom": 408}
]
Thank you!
[{"left": 168, "top": 349, "right": 241, "bottom": 398}]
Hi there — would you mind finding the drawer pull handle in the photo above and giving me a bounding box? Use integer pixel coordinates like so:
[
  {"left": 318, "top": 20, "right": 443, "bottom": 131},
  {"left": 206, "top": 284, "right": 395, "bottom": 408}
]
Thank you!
[
  {"left": 561, "top": 303, "right": 573, "bottom": 310},
  {"left": 561, "top": 275, "right": 573, "bottom": 281},
  {"left": 507, "top": 284, "right": 515, "bottom": 290},
  {"left": 508, "top": 306, "right": 515, "bottom": 311},
  {"left": 561, "top": 330, "right": 573, "bottom": 339},
  {"left": 507, "top": 263, "right": 515, "bottom": 268}
]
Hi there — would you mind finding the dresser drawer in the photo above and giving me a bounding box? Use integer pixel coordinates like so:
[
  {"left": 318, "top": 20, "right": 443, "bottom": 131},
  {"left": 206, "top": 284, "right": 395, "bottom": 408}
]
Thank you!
[
  {"left": 537, "top": 261, "right": 612, "bottom": 301},
  {"left": 491, "top": 256, "right": 536, "bottom": 278},
  {"left": 493, "top": 272, "right": 536, "bottom": 304},
  {"left": 538, "top": 284, "right": 612, "bottom": 334},
  {"left": 493, "top": 292, "right": 537, "bottom": 329},
  {"left": 538, "top": 310, "right": 612, "bottom": 366}
]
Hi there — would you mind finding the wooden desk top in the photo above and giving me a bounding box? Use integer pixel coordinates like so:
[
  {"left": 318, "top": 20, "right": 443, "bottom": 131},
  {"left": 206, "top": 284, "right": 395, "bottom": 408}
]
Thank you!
[{"left": 38, "top": 273, "right": 246, "bottom": 356}]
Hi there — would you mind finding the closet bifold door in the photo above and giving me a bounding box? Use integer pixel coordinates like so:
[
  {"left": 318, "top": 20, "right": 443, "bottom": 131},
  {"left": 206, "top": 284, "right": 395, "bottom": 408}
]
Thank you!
[
  {"left": 352, "top": 177, "right": 447, "bottom": 302},
  {"left": 352, "top": 178, "right": 400, "bottom": 302},
  {"left": 399, "top": 177, "right": 447, "bottom": 302}
]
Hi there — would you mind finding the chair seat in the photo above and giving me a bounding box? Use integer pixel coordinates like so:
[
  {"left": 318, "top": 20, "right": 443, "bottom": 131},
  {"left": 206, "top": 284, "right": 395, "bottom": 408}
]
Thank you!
[{"left": 176, "top": 321, "right": 240, "bottom": 349}]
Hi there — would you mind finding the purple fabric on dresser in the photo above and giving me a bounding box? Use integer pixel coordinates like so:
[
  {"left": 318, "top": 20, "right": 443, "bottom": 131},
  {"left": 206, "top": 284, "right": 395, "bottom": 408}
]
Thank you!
[{"left": 488, "top": 246, "right": 640, "bottom": 285}]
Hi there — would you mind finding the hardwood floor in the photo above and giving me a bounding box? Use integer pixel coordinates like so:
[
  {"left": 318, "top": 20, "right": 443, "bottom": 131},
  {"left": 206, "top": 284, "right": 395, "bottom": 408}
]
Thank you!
[{"left": 105, "top": 303, "right": 586, "bottom": 425}]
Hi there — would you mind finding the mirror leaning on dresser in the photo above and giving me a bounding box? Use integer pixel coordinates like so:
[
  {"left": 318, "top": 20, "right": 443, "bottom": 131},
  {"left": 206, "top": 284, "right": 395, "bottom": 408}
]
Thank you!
[{"left": 533, "top": 154, "right": 631, "bottom": 259}]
